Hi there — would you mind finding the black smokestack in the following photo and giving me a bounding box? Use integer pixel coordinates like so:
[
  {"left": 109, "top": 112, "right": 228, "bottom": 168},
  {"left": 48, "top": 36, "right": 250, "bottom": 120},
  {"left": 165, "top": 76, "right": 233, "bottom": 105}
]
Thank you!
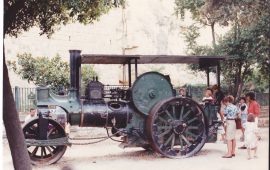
[{"left": 69, "top": 50, "right": 81, "bottom": 94}]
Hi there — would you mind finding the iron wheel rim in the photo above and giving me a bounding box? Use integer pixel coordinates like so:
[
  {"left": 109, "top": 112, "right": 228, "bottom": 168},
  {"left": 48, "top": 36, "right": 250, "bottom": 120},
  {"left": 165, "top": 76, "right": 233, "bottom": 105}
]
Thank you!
[
  {"left": 147, "top": 97, "right": 207, "bottom": 158},
  {"left": 23, "top": 118, "right": 67, "bottom": 165}
]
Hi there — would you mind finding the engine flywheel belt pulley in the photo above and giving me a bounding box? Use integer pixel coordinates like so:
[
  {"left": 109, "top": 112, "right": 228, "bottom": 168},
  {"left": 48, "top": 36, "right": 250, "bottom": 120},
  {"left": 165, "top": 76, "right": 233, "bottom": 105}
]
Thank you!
[{"left": 131, "top": 72, "right": 174, "bottom": 115}]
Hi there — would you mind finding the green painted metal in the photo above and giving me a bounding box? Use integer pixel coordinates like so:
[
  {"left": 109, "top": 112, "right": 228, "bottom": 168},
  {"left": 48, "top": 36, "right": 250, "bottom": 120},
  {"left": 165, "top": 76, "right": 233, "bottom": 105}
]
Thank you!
[
  {"left": 36, "top": 87, "right": 81, "bottom": 120},
  {"left": 121, "top": 104, "right": 149, "bottom": 148},
  {"left": 203, "top": 104, "right": 219, "bottom": 142},
  {"left": 131, "top": 72, "right": 174, "bottom": 115}
]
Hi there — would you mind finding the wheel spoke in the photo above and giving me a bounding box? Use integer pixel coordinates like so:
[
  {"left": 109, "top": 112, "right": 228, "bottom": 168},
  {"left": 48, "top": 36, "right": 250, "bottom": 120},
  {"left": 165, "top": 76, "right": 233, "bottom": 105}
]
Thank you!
[
  {"left": 186, "top": 126, "right": 199, "bottom": 130},
  {"left": 50, "top": 146, "right": 56, "bottom": 150},
  {"left": 178, "top": 135, "right": 183, "bottom": 150},
  {"left": 47, "top": 127, "right": 55, "bottom": 137},
  {"left": 164, "top": 133, "right": 174, "bottom": 146},
  {"left": 182, "top": 110, "right": 192, "bottom": 120},
  {"left": 31, "top": 146, "right": 39, "bottom": 157},
  {"left": 165, "top": 109, "right": 174, "bottom": 120},
  {"left": 157, "top": 116, "right": 168, "bottom": 124},
  {"left": 43, "top": 147, "right": 47, "bottom": 156},
  {"left": 172, "top": 105, "right": 176, "bottom": 119},
  {"left": 157, "top": 125, "right": 172, "bottom": 131},
  {"left": 180, "top": 135, "right": 191, "bottom": 146},
  {"left": 170, "top": 133, "right": 176, "bottom": 149},
  {"left": 158, "top": 129, "right": 171, "bottom": 138},
  {"left": 46, "top": 146, "right": 54, "bottom": 156},
  {"left": 185, "top": 130, "right": 198, "bottom": 139},
  {"left": 41, "top": 147, "right": 44, "bottom": 158},
  {"left": 179, "top": 106, "right": 184, "bottom": 121},
  {"left": 186, "top": 117, "right": 198, "bottom": 124},
  {"left": 27, "top": 127, "right": 36, "bottom": 135}
]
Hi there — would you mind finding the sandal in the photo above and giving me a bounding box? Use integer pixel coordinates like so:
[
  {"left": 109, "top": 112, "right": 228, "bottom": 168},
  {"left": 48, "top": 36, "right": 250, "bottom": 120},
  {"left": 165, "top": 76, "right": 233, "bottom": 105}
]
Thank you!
[{"left": 222, "top": 155, "right": 233, "bottom": 158}]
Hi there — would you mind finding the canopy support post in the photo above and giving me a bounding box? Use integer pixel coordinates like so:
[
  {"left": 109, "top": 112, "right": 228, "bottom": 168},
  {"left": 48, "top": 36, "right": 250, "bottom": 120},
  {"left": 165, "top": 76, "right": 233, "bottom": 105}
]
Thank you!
[
  {"left": 135, "top": 58, "right": 138, "bottom": 78},
  {"left": 216, "top": 62, "right": 221, "bottom": 87},
  {"left": 206, "top": 67, "right": 210, "bottom": 87},
  {"left": 128, "top": 60, "right": 131, "bottom": 87}
]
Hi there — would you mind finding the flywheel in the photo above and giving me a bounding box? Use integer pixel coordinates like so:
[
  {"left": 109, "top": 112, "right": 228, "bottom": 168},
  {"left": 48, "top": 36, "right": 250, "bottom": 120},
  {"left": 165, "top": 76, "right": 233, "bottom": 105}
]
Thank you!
[{"left": 131, "top": 72, "right": 174, "bottom": 115}]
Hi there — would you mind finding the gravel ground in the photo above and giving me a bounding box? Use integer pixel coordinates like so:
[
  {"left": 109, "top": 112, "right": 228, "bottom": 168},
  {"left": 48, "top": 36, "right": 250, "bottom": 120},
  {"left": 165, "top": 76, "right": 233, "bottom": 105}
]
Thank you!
[{"left": 3, "top": 127, "right": 269, "bottom": 170}]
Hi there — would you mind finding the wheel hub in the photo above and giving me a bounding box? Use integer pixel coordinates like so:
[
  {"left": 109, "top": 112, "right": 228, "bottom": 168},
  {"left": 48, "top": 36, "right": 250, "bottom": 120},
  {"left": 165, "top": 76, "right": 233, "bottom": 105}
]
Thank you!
[{"left": 171, "top": 120, "right": 187, "bottom": 134}]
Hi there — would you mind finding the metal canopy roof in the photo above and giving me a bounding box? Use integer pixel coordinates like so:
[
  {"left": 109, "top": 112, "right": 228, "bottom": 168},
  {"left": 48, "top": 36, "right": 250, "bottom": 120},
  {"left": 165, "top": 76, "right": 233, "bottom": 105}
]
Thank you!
[{"left": 81, "top": 54, "right": 226, "bottom": 65}]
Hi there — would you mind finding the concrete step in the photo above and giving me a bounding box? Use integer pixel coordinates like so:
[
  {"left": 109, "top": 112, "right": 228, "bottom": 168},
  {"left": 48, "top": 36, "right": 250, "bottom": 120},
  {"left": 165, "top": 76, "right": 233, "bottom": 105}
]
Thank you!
[
  {"left": 260, "top": 105, "right": 269, "bottom": 109},
  {"left": 259, "top": 114, "right": 269, "bottom": 118},
  {"left": 259, "top": 106, "right": 269, "bottom": 118},
  {"left": 258, "top": 117, "right": 269, "bottom": 128},
  {"left": 260, "top": 109, "right": 269, "bottom": 113}
]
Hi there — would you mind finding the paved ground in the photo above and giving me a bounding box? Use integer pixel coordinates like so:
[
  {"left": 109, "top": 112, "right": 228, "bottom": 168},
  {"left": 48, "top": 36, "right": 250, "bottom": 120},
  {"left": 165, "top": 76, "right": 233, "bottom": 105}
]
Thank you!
[{"left": 3, "top": 127, "right": 269, "bottom": 170}]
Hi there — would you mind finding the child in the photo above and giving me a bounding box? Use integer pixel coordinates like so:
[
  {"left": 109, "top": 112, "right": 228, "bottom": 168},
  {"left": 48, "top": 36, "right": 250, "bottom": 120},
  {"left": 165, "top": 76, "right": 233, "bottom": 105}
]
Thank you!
[
  {"left": 239, "top": 97, "right": 248, "bottom": 141},
  {"left": 245, "top": 114, "right": 259, "bottom": 159},
  {"left": 179, "top": 88, "right": 185, "bottom": 97},
  {"left": 217, "top": 111, "right": 226, "bottom": 143},
  {"left": 202, "top": 88, "right": 214, "bottom": 103},
  {"left": 24, "top": 108, "right": 37, "bottom": 123}
]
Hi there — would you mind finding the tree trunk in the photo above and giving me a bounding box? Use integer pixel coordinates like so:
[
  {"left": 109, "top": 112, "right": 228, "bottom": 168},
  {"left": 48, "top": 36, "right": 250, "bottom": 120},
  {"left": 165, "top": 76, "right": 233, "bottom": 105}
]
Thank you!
[
  {"left": 236, "top": 81, "right": 243, "bottom": 99},
  {"left": 211, "top": 23, "right": 216, "bottom": 47},
  {"left": 235, "top": 61, "right": 243, "bottom": 99},
  {"left": 3, "top": 52, "right": 32, "bottom": 170}
]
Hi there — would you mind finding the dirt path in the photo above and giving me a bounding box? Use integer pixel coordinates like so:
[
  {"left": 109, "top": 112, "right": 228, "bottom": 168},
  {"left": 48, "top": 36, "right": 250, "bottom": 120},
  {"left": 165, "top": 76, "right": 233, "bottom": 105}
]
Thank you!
[{"left": 3, "top": 128, "right": 269, "bottom": 170}]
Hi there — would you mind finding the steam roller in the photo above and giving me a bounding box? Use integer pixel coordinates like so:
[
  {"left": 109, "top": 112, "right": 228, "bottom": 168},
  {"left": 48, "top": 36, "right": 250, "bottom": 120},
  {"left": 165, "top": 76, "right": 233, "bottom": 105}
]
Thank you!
[{"left": 22, "top": 53, "right": 217, "bottom": 165}]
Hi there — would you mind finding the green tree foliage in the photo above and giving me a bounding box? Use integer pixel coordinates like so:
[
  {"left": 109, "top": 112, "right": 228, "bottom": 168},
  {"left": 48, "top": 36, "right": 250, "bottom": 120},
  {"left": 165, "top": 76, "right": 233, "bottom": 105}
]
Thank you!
[
  {"left": 8, "top": 53, "right": 98, "bottom": 93},
  {"left": 4, "top": 0, "right": 124, "bottom": 37},
  {"left": 4, "top": 0, "right": 123, "bottom": 169},
  {"left": 217, "top": 13, "right": 270, "bottom": 95},
  {"left": 175, "top": 0, "right": 270, "bottom": 45},
  {"left": 175, "top": 0, "right": 270, "bottom": 96}
]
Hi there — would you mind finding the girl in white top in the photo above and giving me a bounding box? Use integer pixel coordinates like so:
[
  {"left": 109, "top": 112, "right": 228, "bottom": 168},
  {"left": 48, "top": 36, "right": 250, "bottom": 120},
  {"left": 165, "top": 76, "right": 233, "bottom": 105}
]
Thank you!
[{"left": 245, "top": 114, "right": 259, "bottom": 159}]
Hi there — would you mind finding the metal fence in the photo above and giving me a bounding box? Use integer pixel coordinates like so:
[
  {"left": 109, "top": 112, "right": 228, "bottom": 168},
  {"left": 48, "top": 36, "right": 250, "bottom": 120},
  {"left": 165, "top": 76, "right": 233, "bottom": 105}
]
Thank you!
[
  {"left": 256, "top": 93, "right": 269, "bottom": 106},
  {"left": 12, "top": 86, "right": 36, "bottom": 113}
]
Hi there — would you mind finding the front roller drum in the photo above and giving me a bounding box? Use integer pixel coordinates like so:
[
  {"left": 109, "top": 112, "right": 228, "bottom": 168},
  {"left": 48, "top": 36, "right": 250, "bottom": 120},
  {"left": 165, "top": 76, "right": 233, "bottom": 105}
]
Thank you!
[
  {"left": 146, "top": 97, "right": 207, "bottom": 158},
  {"left": 23, "top": 118, "right": 67, "bottom": 165}
]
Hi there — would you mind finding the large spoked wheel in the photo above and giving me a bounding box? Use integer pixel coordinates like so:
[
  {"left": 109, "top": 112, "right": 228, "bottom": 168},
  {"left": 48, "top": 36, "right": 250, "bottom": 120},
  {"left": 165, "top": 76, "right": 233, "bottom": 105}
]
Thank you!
[
  {"left": 146, "top": 97, "right": 207, "bottom": 158},
  {"left": 23, "top": 118, "right": 67, "bottom": 165}
]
